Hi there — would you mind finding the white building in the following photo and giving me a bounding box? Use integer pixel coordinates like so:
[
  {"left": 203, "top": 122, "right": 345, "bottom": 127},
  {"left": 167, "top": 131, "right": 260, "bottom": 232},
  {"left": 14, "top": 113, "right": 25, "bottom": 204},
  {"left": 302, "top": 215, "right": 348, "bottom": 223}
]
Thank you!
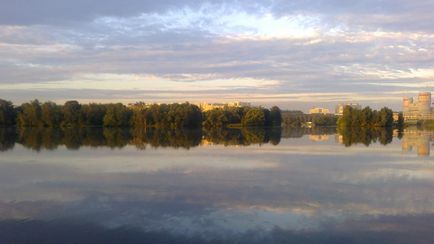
[
  {"left": 309, "top": 107, "right": 330, "bottom": 115},
  {"left": 199, "top": 101, "right": 251, "bottom": 111}
]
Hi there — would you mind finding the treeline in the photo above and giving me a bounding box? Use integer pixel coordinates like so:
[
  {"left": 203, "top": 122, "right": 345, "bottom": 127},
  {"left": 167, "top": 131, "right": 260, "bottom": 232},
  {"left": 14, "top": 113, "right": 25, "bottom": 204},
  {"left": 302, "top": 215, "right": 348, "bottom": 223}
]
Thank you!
[
  {"left": 338, "top": 106, "right": 403, "bottom": 128},
  {"left": 130, "top": 102, "right": 202, "bottom": 128},
  {"left": 203, "top": 106, "right": 282, "bottom": 128},
  {"left": 282, "top": 111, "right": 338, "bottom": 127},
  {"left": 0, "top": 99, "right": 134, "bottom": 128},
  {"left": 0, "top": 99, "right": 282, "bottom": 128}
]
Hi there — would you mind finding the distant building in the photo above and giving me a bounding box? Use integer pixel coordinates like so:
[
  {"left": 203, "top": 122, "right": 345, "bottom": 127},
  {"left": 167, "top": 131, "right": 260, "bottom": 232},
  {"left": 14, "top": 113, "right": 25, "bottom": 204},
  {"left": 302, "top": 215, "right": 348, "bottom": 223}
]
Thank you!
[
  {"left": 335, "top": 103, "right": 362, "bottom": 116},
  {"left": 309, "top": 107, "right": 330, "bottom": 115},
  {"left": 199, "top": 101, "right": 251, "bottom": 111},
  {"left": 199, "top": 102, "right": 226, "bottom": 111},
  {"left": 227, "top": 101, "right": 251, "bottom": 107},
  {"left": 403, "top": 92, "right": 433, "bottom": 122}
]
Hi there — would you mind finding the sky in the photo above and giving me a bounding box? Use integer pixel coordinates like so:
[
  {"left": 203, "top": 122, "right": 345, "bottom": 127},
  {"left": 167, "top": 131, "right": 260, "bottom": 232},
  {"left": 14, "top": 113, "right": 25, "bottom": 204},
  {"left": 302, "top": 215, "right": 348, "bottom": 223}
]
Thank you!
[{"left": 0, "top": 0, "right": 433, "bottom": 111}]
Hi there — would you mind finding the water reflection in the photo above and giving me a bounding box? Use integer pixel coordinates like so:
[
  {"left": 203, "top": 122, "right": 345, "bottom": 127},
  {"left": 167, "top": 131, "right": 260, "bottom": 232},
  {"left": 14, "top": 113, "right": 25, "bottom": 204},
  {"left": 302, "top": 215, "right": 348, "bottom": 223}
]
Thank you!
[
  {"left": 402, "top": 128, "right": 433, "bottom": 157},
  {"left": 0, "top": 127, "right": 283, "bottom": 151},
  {"left": 0, "top": 127, "right": 433, "bottom": 243},
  {"left": 0, "top": 128, "right": 15, "bottom": 152},
  {"left": 282, "top": 126, "right": 336, "bottom": 139},
  {"left": 337, "top": 127, "right": 393, "bottom": 147},
  {"left": 1, "top": 127, "right": 434, "bottom": 157}
]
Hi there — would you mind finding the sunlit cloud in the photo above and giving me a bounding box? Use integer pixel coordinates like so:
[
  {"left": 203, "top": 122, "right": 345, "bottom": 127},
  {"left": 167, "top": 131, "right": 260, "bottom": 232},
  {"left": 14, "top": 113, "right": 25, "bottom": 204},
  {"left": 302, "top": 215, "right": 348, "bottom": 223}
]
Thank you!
[
  {"left": 95, "top": 5, "right": 322, "bottom": 40},
  {"left": 0, "top": 0, "right": 433, "bottom": 110},
  {"left": 0, "top": 73, "right": 281, "bottom": 91}
]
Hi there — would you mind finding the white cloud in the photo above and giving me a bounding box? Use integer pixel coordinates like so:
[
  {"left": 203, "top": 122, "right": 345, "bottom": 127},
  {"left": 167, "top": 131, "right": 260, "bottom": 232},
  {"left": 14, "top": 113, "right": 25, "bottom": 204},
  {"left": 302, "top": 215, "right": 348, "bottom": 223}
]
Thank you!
[
  {"left": 95, "top": 5, "right": 323, "bottom": 40},
  {"left": 0, "top": 73, "right": 281, "bottom": 91},
  {"left": 0, "top": 1, "right": 434, "bottom": 109}
]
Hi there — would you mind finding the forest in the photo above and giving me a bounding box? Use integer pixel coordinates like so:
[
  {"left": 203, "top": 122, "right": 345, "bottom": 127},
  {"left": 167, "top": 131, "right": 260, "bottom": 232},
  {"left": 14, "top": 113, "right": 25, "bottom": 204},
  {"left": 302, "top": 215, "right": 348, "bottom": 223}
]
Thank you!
[
  {"left": 337, "top": 106, "right": 403, "bottom": 128},
  {"left": 0, "top": 98, "right": 405, "bottom": 129},
  {"left": 0, "top": 99, "right": 282, "bottom": 129},
  {"left": 282, "top": 111, "right": 338, "bottom": 127}
]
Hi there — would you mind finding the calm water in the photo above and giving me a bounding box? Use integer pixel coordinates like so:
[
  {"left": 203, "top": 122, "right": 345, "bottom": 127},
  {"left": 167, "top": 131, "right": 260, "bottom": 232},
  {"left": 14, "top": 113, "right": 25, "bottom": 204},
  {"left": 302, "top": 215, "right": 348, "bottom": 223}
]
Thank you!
[{"left": 0, "top": 128, "right": 433, "bottom": 243}]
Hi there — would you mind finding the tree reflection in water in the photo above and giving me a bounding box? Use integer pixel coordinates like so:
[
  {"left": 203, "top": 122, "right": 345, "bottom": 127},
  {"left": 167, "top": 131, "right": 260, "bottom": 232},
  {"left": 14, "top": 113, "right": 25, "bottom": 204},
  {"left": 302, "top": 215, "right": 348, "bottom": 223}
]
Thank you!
[
  {"left": 337, "top": 127, "right": 393, "bottom": 147},
  {"left": 0, "top": 127, "right": 432, "bottom": 154},
  {"left": 0, "top": 127, "right": 281, "bottom": 151}
]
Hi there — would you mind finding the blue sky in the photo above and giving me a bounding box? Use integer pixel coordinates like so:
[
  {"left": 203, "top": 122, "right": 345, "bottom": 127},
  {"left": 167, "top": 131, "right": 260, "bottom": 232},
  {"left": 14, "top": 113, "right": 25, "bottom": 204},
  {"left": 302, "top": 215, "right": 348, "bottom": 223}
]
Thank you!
[{"left": 0, "top": 0, "right": 433, "bottom": 110}]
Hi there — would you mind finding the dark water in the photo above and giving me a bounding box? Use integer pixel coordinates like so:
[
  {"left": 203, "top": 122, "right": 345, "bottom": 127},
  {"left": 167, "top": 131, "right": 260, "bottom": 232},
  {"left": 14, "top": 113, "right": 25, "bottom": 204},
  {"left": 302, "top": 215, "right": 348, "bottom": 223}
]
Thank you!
[{"left": 0, "top": 127, "right": 433, "bottom": 243}]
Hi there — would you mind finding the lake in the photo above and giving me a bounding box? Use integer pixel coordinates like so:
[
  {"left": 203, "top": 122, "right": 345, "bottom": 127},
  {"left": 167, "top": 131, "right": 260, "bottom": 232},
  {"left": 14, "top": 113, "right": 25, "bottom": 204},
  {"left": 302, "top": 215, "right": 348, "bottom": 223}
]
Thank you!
[{"left": 0, "top": 127, "right": 433, "bottom": 243}]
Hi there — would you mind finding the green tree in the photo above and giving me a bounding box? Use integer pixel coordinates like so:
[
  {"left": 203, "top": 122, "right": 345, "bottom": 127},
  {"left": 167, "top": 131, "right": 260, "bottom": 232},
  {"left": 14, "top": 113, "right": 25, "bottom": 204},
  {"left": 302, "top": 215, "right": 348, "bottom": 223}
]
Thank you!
[
  {"left": 17, "top": 100, "right": 43, "bottom": 127},
  {"left": 81, "top": 103, "right": 106, "bottom": 126},
  {"left": 203, "top": 109, "right": 228, "bottom": 128},
  {"left": 263, "top": 108, "right": 271, "bottom": 126},
  {"left": 312, "top": 114, "right": 337, "bottom": 126},
  {"left": 379, "top": 107, "right": 393, "bottom": 127},
  {"left": 0, "top": 99, "right": 16, "bottom": 126},
  {"left": 62, "top": 101, "right": 81, "bottom": 127},
  {"left": 360, "top": 107, "right": 373, "bottom": 127},
  {"left": 351, "top": 109, "right": 362, "bottom": 128},
  {"left": 269, "top": 106, "right": 282, "bottom": 127},
  {"left": 338, "top": 106, "right": 353, "bottom": 128},
  {"left": 242, "top": 108, "right": 265, "bottom": 127},
  {"left": 103, "top": 103, "right": 132, "bottom": 127},
  {"left": 397, "top": 112, "right": 404, "bottom": 129},
  {"left": 41, "top": 102, "right": 62, "bottom": 127}
]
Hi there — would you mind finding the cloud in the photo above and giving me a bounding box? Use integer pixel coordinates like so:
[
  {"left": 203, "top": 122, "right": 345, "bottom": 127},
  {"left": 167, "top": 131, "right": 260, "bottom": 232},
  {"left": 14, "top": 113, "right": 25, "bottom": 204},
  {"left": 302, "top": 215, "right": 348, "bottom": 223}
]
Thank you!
[
  {"left": 0, "top": 0, "right": 433, "bottom": 110},
  {"left": 0, "top": 73, "right": 281, "bottom": 92}
]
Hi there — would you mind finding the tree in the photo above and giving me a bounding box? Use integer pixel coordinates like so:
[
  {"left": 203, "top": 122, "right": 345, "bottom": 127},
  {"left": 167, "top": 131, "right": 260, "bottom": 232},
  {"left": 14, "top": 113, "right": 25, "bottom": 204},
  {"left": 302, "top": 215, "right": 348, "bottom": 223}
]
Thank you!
[
  {"left": 312, "top": 114, "right": 337, "bottom": 126},
  {"left": 41, "top": 102, "right": 62, "bottom": 127},
  {"left": 81, "top": 103, "right": 106, "bottom": 126},
  {"left": 0, "top": 99, "right": 16, "bottom": 126},
  {"left": 338, "top": 106, "right": 353, "bottom": 128},
  {"left": 62, "top": 101, "right": 81, "bottom": 127},
  {"left": 360, "top": 107, "right": 373, "bottom": 127},
  {"left": 17, "top": 100, "right": 43, "bottom": 127},
  {"left": 397, "top": 112, "right": 404, "bottom": 129},
  {"left": 263, "top": 108, "right": 271, "bottom": 126},
  {"left": 338, "top": 106, "right": 394, "bottom": 128},
  {"left": 351, "top": 108, "right": 362, "bottom": 128},
  {"left": 379, "top": 107, "right": 393, "bottom": 127},
  {"left": 203, "top": 109, "right": 228, "bottom": 128},
  {"left": 103, "top": 103, "right": 132, "bottom": 127},
  {"left": 242, "top": 108, "right": 265, "bottom": 127},
  {"left": 269, "top": 106, "right": 282, "bottom": 127}
]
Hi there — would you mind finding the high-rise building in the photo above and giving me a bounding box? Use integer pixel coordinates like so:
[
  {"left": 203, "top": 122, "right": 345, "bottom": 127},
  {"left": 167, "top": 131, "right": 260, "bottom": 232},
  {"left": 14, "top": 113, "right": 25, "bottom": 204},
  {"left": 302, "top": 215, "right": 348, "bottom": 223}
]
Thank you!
[{"left": 403, "top": 92, "right": 433, "bottom": 121}]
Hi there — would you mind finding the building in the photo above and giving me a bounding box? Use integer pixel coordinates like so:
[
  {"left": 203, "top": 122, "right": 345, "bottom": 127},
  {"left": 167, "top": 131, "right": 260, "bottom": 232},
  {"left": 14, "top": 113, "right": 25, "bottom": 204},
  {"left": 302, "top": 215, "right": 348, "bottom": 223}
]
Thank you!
[
  {"left": 335, "top": 103, "right": 362, "bottom": 116},
  {"left": 199, "top": 102, "right": 226, "bottom": 111},
  {"left": 199, "top": 101, "right": 251, "bottom": 112},
  {"left": 403, "top": 92, "right": 433, "bottom": 122},
  {"left": 309, "top": 107, "right": 330, "bottom": 115}
]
